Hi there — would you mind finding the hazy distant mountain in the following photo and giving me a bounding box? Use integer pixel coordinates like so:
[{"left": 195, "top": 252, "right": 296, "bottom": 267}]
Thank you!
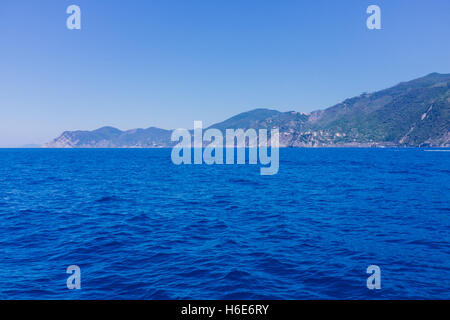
[
  {"left": 44, "top": 73, "right": 450, "bottom": 148},
  {"left": 44, "top": 126, "right": 171, "bottom": 148},
  {"left": 20, "top": 144, "right": 42, "bottom": 148}
]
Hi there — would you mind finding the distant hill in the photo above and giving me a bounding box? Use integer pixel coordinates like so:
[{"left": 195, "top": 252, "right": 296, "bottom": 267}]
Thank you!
[
  {"left": 44, "top": 73, "right": 450, "bottom": 148},
  {"left": 44, "top": 126, "right": 171, "bottom": 148}
]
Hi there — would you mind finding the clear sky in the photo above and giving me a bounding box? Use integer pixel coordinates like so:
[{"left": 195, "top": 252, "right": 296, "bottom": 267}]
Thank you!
[{"left": 0, "top": 0, "right": 449, "bottom": 147}]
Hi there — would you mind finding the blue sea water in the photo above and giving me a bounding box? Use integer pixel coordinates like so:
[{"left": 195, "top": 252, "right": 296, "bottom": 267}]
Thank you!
[{"left": 0, "top": 148, "right": 448, "bottom": 300}]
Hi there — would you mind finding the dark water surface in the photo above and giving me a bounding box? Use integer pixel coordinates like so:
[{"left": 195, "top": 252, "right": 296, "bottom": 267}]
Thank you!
[{"left": 0, "top": 148, "right": 448, "bottom": 299}]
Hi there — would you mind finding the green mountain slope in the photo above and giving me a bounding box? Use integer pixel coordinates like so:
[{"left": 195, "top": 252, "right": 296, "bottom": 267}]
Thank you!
[
  {"left": 44, "top": 73, "right": 450, "bottom": 148},
  {"left": 304, "top": 73, "right": 450, "bottom": 146}
]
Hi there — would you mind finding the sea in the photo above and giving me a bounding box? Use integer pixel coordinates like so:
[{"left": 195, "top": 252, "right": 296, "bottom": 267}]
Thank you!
[{"left": 0, "top": 148, "right": 448, "bottom": 299}]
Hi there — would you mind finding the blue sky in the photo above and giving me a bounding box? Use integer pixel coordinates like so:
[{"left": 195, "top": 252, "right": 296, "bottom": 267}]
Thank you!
[{"left": 0, "top": 0, "right": 449, "bottom": 146}]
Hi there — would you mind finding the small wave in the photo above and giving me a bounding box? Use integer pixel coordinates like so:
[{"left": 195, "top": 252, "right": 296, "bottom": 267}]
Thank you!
[
  {"left": 424, "top": 149, "right": 450, "bottom": 152},
  {"left": 228, "top": 178, "right": 261, "bottom": 186},
  {"left": 224, "top": 270, "right": 252, "bottom": 281},
  {"left": 95, "top": 195, "right": 123, "bottom": 203}
]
